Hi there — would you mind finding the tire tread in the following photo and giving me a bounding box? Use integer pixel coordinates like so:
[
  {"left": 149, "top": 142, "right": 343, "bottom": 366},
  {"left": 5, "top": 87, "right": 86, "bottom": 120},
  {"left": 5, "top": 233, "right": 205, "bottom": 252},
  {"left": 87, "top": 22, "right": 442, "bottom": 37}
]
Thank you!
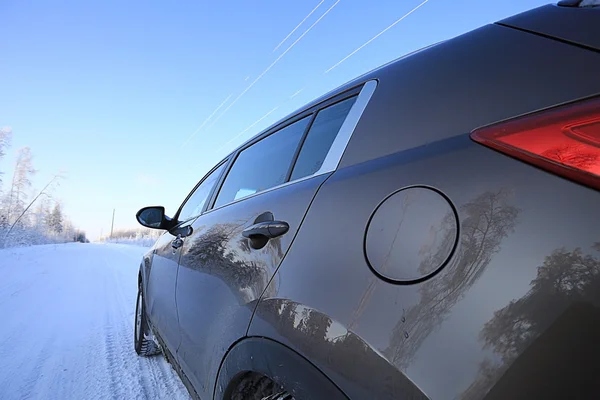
[{"left": 135, "top": 284, "right": 162, "bottom": 357}]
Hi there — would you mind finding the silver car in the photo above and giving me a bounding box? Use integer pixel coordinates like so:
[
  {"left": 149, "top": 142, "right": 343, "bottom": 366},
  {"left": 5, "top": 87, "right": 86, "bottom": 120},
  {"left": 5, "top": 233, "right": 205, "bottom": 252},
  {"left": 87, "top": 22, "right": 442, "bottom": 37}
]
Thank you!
[{"left": 134, "top": 2, "right": 600, "bottom": 399}]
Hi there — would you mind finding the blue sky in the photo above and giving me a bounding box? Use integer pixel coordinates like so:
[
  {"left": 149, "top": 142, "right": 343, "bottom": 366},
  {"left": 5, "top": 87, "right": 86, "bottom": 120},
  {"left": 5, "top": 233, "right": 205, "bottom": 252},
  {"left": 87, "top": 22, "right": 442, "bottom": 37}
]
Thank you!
[{"left": 0, "top": 0, "right": 549, "bottom": 239}]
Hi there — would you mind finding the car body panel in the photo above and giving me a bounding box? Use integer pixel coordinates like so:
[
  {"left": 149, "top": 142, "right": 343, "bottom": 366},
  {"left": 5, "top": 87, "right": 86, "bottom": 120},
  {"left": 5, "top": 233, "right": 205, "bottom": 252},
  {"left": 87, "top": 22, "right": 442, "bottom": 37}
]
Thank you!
[
  {"left": 499, "top": 4, "right": 600, "bottom": 51},
  {"left": 175, "top": 173, "right": 330, "bottom": 399},
  {"left": 250, "top": 135, "right": 600, "bottom": 399},
  {"left": 144, "top": 230, "right": 182, "bottom": 352},
  {"left": 339, "top": 24, "right": 600, "bottom": 169},
  {"left": 138, "top": 7, "right": 600, "bottom": 400},
  {"left": 249, "top": 299, "right": 429, "bottom": 399},
  {"left": 215, "top": 337, "right": 349, "bottom": 399},
  {"left": 249, "top": 23, "right": 600, "bottom": 400}
]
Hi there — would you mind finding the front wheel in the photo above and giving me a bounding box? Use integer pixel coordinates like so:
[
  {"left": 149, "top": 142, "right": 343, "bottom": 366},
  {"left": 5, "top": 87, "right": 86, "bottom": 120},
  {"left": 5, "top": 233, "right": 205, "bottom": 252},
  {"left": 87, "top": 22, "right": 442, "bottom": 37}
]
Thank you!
[{"left": 134, "top": 284, "right": 161, "bottom": 356}]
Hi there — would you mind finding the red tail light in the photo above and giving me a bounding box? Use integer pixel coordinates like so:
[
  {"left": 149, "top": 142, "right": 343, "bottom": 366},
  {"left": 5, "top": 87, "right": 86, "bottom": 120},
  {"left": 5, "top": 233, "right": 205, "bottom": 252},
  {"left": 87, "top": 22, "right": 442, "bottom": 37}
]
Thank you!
[{"left": 471, "top": 97, "right": 600, "bottom": 191}]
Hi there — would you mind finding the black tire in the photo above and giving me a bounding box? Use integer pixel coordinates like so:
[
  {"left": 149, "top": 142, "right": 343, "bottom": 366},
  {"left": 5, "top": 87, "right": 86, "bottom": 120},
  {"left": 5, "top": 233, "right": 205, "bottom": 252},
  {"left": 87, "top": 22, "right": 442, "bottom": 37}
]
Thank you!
[
  {"left": 229, "top": 372, "right": 294, "bottom": 400},
  {"left": 134, "top": 283, "right": 161, "bottom": 356},
  {"left": 261, "top": 392, "right": 294, "bottom": 400}
]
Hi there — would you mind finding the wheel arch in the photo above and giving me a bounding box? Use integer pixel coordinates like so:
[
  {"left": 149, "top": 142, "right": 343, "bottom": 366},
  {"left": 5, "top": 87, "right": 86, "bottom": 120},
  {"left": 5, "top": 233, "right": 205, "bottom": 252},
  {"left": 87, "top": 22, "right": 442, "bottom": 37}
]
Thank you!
[{"left": 214, "top": 336, "right": 348, "bottom": 400}]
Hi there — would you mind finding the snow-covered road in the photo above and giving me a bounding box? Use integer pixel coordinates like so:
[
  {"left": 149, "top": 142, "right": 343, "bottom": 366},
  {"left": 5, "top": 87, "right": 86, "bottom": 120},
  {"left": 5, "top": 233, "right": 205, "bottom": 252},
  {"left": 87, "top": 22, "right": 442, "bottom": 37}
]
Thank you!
[{"left": 0, "top": 243, "right": 190, "bottom": 400}]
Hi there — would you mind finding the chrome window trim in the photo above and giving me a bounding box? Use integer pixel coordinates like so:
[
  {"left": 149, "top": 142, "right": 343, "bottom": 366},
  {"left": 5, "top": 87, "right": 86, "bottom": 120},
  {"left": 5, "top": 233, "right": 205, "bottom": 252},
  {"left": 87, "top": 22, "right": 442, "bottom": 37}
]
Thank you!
[
  {"left": 314, "top": 79, "right": 377, "bottom": 175},
  {"left": 205, "top": 79, "right": 378, "bottom": 214}
]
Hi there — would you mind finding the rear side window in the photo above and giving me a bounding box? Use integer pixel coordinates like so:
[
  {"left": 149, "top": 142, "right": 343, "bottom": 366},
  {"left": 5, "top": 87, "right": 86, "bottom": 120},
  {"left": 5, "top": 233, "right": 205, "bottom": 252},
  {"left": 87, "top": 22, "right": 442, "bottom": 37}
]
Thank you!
[
  {"left": 290, "top": 96, "right": 357, "bottom": 181},
  {"left": 214, "top": 117, "right": 310, "bottom": 208}
]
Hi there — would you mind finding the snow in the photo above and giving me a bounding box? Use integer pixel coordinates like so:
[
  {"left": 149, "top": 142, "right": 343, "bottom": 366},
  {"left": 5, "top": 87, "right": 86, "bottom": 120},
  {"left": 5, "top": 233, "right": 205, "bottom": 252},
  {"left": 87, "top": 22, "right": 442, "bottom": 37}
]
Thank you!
[
  {"left": 101, "top": 237, "right": 157, "bottom": 248},
  {"left": 0, "top": 243, "right": 190, "bottom": 400}
]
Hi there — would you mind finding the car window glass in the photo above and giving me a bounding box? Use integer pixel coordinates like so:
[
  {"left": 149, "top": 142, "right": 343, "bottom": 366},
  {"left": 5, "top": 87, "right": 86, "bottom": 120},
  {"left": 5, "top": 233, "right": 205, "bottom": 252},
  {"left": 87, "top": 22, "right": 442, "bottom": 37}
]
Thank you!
[
  {"left": 178, "top": 162, "right": 226, "bottom": 221},
  {"left": 290, "top": 96, "right": 357, "bottom": 181},
  {"left": 214, "top": 117, "right": 310, "bottom": 208}
]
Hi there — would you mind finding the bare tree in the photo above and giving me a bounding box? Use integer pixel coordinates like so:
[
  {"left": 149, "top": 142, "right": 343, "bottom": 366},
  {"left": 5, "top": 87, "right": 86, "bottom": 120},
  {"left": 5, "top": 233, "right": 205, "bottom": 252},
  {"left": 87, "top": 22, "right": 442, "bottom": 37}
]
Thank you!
[
  {"left": 2, "top": 173, "right": 62, "bottom": 248},
  {"left": 461, "top": 243, "right": 600, "bottom": 399},
  {"left": 542, "top": 144, "right": 598, "bottom": 170},
  {"left": 4, "top": 147, "right": 36, "bottom": 225},
  {"left": 47, "top": 202, "right": 64, "bottom": 234},
  {"left": 31, "top": 195, "right": 50, "bottom": 229},
  {"left": 0, "top": 130, "right": 82, "bottom": 247},
  {"left": 385, "top": 189, "right": 521, "bottom": 368},
  {"left": 0, "top": 127, "right": 12, "bottom": 185}
]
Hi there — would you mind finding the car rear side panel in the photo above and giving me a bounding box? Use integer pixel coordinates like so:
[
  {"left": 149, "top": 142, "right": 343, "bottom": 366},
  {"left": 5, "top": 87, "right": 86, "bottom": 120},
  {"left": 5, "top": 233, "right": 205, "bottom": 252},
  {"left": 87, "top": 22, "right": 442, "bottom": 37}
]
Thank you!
[
  {"left": 249, "top": 21, "right": 600, "bottom": 400},
  {"left": 499, "top": 4, "right": 600, "bottom": 51},
  {"left": 339, "top": 23, "right": 600, "bottom": 169}
]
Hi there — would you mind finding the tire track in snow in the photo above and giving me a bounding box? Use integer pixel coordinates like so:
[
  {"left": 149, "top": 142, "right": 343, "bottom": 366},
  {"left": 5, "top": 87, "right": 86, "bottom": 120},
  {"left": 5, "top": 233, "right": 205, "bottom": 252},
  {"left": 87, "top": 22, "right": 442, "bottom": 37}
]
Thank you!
[
  {"left": 101, "top": 252, "right": 189, "bottom": 399},
  {"left": 17, "top": 333, "right": 58, "bottom": 400},
  {"left": 101, "top": 254, "right": 148, "bottom": 400},
  {"left": 0, "top": 244, "right": 190, "bottom": 400},
  {"left": 156, "top": 357, "right": 181, "bottom": 395},
  {"left": 110, "top": 264, "right": 180, "bottom": 399}
]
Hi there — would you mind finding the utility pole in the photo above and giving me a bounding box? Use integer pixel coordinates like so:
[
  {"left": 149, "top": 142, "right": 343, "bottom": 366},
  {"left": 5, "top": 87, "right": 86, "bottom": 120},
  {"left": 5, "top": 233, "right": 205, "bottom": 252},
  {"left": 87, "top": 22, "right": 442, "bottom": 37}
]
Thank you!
[{"left": 110, "top": 209, "right": 115, "bottom": 238}]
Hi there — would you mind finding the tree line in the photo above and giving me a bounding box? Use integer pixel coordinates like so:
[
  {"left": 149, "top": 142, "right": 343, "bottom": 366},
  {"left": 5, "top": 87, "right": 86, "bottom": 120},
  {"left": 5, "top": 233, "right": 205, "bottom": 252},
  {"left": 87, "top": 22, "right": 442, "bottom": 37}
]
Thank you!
[
  {"left": 99, "top": 227, "right": 161, "bottom": 247},
  {"left": 0, "top": 127, "right": 87, "bottom": 248},
  {"left": 103, "top": 228, "right": 161, "bottom": 240}
]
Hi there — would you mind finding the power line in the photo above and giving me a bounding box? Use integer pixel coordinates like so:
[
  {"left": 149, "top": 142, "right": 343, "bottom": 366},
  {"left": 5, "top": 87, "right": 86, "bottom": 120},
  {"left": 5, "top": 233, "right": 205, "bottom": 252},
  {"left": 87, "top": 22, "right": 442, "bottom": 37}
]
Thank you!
[
  {"left": 110, "top": 209, "right": 115, "bottom": 239},
  {"left": 180, "top": 94, "right": 232, "bottom": 149},
  {"left": 205, "top": 0, "right": 341, "bottom": 134},
  {"left": 272, "top": 0, "right": 325, "bottom": 53},
  {"left": 290, "top": 87, "right": 305, "bottom": 99},
  {"left": 215, "top": 104, "right": 282, "bottom": 154},
  {"left": 325, "top": 0, "right": 430, "bottom": 74}
]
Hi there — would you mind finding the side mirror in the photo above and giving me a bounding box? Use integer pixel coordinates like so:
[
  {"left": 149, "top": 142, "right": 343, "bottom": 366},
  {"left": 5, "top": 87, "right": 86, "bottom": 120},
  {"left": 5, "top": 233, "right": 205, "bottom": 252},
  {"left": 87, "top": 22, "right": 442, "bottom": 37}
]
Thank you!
[{"left": 136, "top": 206, "right": 171, "bottom": 230}]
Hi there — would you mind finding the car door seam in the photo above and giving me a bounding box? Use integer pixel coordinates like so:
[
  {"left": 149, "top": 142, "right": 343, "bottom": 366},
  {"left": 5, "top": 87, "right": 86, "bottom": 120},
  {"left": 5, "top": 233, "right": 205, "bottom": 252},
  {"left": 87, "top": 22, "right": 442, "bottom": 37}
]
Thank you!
[
  {"left": 245, "top": 171, "right": 335, "bottom": 336},
  {"left": 173, "top": 232, "right": 189, "bottom": 354}
]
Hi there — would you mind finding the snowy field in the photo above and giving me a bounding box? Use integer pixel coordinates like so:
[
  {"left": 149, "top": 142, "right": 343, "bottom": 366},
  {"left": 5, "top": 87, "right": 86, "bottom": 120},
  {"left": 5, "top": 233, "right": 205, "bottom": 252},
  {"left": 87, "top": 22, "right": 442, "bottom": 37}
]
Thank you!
[{"left": 0, "top": 243, "right": 190, "bottom": 400}]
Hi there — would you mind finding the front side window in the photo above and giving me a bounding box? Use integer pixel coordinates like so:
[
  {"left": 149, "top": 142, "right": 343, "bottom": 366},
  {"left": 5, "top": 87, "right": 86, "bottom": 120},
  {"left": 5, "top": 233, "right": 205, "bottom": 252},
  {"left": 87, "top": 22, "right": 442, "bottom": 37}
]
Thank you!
[
  {"left": 178, "top": 162, "right": 226, "bottom": 222},
  {"left": 214, "top": 117, "right": 310, "bottom": 208},
  {"left": 290, "top": 96, "right": 357, "bottom": 181}
]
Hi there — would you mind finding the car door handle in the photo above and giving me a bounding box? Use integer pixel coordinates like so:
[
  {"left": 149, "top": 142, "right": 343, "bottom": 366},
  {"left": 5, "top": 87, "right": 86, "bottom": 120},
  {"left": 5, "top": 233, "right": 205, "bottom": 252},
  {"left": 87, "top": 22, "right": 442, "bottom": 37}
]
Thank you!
[
  {"left": 242, "top": 221, "right": 289, "bottom": 239},
  {"left": 171, "top": 235, "right": 184, "bottom": 249}
]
